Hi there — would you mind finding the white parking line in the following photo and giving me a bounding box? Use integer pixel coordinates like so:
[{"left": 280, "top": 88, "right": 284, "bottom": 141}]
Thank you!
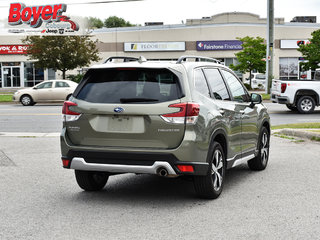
[{"left": 0, "top": 132, "right": 60, "bottom": 137}]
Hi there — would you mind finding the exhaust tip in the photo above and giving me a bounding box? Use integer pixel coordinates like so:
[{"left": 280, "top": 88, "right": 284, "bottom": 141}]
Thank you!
[{"left": 157, "top": 167, "right": 168, "bottom": 177}]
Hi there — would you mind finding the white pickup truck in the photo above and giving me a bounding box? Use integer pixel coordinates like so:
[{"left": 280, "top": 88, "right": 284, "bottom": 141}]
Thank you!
[{"left": 271, "top": 70, "right": 320, "bottom": 113}]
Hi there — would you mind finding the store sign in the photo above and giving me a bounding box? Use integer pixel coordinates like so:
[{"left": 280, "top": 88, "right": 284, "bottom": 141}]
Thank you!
[
  {"left": 197, "top": 40, "right": 243, "bottom": 51},
  {"left": 0, "top": 45, "right": 28, "bottom": 55},
  {"left": 124, "top": 42, "right": 185, "bottom": 52},
  {"left": 280, "top": 40, "right": 310, "bottom": 49},
  {"left": 7, "top": 3, "right": 79, "bottom": 34}
]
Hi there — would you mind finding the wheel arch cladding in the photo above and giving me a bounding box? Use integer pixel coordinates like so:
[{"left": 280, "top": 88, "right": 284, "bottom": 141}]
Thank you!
[
  {"left": 262, "top": 120, "right": 270, "bottom": 134},
  {"left": 295, "top": 90, "right": 319, "bottom": 105},
  {"left": 210, "top": 129, "right": 228, "bottom": 160}
]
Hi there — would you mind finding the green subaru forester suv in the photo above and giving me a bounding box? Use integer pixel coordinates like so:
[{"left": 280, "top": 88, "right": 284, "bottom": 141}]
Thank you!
[{"left": 61, "top": 56, "right": 270, "bottom": 199}]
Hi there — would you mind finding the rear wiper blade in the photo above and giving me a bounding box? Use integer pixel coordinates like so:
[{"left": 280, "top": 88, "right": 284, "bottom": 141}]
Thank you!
[{"left": 120, "top": 98, "right": 159, "bottom": 103}]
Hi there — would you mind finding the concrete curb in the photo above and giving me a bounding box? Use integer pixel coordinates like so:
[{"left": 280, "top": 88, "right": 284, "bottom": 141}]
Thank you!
[
  {"left": 0, "top": 102, "right": 15, "bottom": 105},
  {"left": 274, "top": 128, "right": 320, "bottom": 140}
]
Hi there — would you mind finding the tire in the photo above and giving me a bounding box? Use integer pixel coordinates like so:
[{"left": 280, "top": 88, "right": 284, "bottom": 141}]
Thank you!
[
  {"left": 193, "top": 142, "right": 226, "bottom": 199},
  {"left": 286, "top": 104, "right": 297, "bottom": 112},
  {"left": 75, "top": 170, "right": 109, "bottom": 191},
  {"left": 248, "top": 127, "right": 269, "bottom": 171},
  {"left": 20, "top": 95, "right": 34, "bottom": 106},
  {"left": 296, "top": 96, "right": 315, "bottom": 114}
]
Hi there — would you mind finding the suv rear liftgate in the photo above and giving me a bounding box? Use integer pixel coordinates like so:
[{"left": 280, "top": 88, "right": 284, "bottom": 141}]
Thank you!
[{"left": 61, "top": 65, "right": 207, "bottom": 177}]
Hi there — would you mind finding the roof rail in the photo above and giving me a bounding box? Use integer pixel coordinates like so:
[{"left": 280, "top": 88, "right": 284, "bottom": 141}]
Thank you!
[
  {"left": 104, "top": 56, "right": 139, "bottom": 63},
  {"left": 176, "top": 56, "right": 222, "bottom": 64}
]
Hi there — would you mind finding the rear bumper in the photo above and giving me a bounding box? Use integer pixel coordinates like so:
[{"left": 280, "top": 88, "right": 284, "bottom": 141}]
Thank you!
[
  {"left": 271, "top": 93, "right": 290, "bottom": 104},
  {"left": 62, "top": 150, "right": 209, "bottom": 176}
]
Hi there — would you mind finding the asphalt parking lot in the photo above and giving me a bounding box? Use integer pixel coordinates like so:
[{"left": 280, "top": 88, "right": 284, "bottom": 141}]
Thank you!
[
  {"left": 0, "top": 102, "right": 319, "bottom": 239},
  {"left": 0, "top": 135, "right": 319, "bottom": 239}
]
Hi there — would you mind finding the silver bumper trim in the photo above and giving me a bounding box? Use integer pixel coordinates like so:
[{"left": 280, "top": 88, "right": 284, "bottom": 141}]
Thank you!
[
  {"left": 230, "top": 154, "right": 255, "bottom": 167},
  {"left": 70, "top": 157, "right": 178, "bottom": 175}
]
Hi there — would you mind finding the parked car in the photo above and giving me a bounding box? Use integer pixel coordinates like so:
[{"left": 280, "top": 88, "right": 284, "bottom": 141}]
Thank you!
[
  {"left": 245, "top": 73, "right": 266, "bottom": 89},
  {"left": 60, "top": 56, "right": 270, "bottom": 199},
  {"left": 13, "top": 80, "right": 78, "bottom": 106}
]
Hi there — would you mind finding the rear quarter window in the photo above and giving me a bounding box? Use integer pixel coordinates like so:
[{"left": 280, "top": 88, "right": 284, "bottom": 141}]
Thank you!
[{"left": 75, "top": 68, "right": 183, "bottom": 104}]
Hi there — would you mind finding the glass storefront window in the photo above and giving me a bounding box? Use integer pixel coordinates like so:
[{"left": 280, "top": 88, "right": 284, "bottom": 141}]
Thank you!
[
  {"left": 24, "top": 62, "right": 44, "bottom": 87},
  {"left": 48, "top": 68, "right": 56, "bottom": 80},
  {"left": 2, "top": 62, "right": 20, "bottom": 67},
  {"left": 279, "top": 58, "right": 299, "bottom": 80}
]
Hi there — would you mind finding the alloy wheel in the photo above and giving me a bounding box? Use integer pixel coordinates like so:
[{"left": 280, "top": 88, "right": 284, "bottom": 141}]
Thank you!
[
  {"left": 21, "top": 96, "right": 31, "bottom": 106},
  {"left": 211, "top": 149, "right": 224, "bottom": 191},
  {"left": 300, "top": 99, "right": 313, "bottom": 111},
  {"left": 261, "top": 132, "right": 269, "bottom": 166}
]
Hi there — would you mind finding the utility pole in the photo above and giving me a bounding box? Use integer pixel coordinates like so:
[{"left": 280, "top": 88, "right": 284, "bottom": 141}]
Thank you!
[{"left": 266, "top": 0, "right": 274, "bottom": 94}]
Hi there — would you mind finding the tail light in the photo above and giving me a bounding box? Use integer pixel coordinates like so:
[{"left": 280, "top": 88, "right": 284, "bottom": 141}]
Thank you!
[
  {"left": 61, "top": 158, "right": 70, "bottom": 168},
  {"left": 160, "top": 103, "right": 200, "bottom": 124},
  {"left": 62, "top": 101, "right": 81, "bottom": 122},
  {"left": 177, "top": 165, "right": 194, "bottom": 173},
  {"left": 281, "top": 83, "right": 287, "bottom": 93}
]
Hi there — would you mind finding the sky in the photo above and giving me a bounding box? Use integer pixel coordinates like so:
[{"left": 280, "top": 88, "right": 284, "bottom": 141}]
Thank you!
[{"left": 0, "top": 0, "right": 320, "bottom": 25}]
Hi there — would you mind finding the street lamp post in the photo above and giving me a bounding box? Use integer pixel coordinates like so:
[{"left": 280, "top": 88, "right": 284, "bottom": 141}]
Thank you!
[{"left": 266, "top": 0, "right": 274, "bottom": 94}]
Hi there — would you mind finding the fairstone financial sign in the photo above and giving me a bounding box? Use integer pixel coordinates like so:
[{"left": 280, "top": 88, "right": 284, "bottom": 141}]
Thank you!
[
  {"left": 124, "top": 42, "right": 185, "bottom": 52},
  {"left": 197, "top": 40, "right": 243, "bottom": 51}
]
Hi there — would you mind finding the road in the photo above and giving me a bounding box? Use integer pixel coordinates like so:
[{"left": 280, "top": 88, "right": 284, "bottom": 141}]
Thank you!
[
  {"left": 0, "top": 135, "right": 319, "bottom": 239},
  {"left": 264, "top": 102, "right": 320, "bottom": 126},
  {"left": 0, "top": 104, "right": 62, "bottom": 132},
  {"left": 0, "top": 102, "right": 319, "bottom": 133}
]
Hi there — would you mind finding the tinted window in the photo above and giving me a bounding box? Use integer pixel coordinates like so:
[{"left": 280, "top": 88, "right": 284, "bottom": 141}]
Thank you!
[
  {"left": 221, "top": 70, "right": 250, "bottom": 102},
  {"left": 203, "top": 68, "right": 230, "bottom": 100},
  {"left": 36, "top": 82, "right": 52, "bottom": 89},
  {"left": 76, "top": 68, "right": 181, "bottom": 103},
  {"left": 55, "top": 81, "right": 70, "bottom": 88},
  {"left": 194, "top": 69, "right": 210, "bottom": 97}
]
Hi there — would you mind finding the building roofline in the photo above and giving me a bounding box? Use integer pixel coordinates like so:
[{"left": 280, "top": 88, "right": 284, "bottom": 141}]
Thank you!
[{"left": 92, "top": 22, "right": 320, "bottom": 35}]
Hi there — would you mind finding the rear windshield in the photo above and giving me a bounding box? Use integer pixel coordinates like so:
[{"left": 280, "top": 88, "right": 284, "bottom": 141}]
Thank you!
[{"left": 75, "top": 68, "right": 182, "bottom": 104}]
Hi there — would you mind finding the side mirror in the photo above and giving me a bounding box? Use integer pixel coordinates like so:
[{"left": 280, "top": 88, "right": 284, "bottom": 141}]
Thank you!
[
  {"left": 33, "top": 87, "right": 38, "bottom": 90},
  {"left": 250, "top": 93, "right": 262, "bottom": 107}
]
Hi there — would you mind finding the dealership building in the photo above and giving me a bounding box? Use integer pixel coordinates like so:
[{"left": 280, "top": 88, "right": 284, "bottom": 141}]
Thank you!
[{"left": 1, "top": 12, "right": 320, "bottom": 89}]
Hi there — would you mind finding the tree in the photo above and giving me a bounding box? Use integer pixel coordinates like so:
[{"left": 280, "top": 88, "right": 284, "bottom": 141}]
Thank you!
[
  {"left": 22, "top": 36, "right": 101, "bottom": 79},
  {"left": 298, "top": 29, "right": 320, "bottom": 78},
  {"left": 104, "top": 16, "right": 134, "bottom": 28},
  {"left": 229, "top": 36, "right": 266, "bottom": 86},
  {"left": 87, "top": 17, "right": 104, "bottom": 29}
]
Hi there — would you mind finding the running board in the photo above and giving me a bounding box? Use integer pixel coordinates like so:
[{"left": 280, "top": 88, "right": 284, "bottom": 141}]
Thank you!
[{"left": 227, "top": 154, "right": 255, "bottom": 168}]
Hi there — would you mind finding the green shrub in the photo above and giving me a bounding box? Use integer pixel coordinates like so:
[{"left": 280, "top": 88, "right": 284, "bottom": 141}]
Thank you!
[{"left": 67, "top": 74, "right": 84, "bottom": 83}]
